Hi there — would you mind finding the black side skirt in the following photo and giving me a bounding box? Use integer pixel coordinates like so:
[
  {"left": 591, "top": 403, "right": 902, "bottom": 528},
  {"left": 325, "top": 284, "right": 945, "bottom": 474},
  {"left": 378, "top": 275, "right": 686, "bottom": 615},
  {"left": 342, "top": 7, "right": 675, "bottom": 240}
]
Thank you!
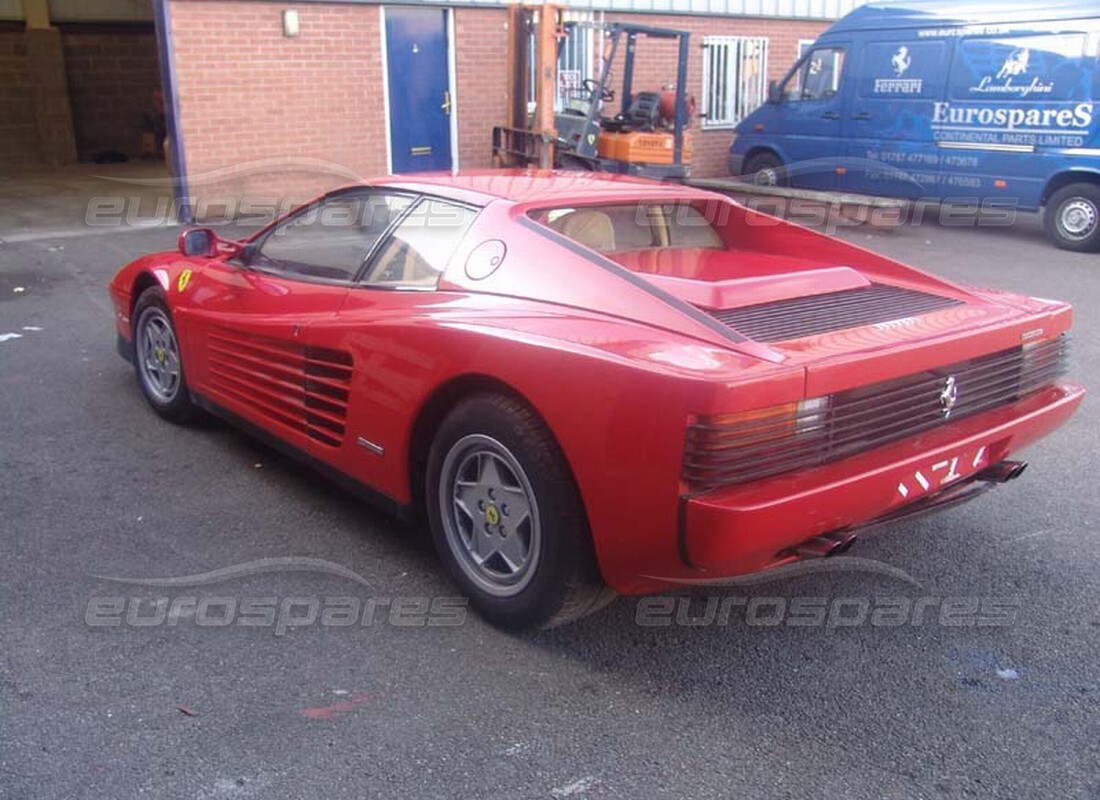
[{"left": 191, "top": 392, "right": 416, "bottom": 525}]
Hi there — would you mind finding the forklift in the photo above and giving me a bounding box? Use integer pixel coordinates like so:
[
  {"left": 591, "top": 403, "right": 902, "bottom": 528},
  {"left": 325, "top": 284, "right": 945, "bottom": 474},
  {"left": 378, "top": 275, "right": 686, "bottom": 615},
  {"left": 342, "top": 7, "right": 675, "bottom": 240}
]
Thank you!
[{"left": 492, "top": 6, "right": 694, "bottom": 180}]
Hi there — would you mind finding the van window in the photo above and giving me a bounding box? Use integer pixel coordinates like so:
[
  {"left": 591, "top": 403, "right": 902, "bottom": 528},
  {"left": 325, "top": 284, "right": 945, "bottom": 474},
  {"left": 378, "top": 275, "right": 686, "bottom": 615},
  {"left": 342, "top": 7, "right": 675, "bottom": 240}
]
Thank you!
[
  {"left": 858, "top": 41, "right": 947, "bottom": 100},
  {"left": 784, "top": 47, "right": 845, "bottom": 102},
  {"left": 949, "top": 34, "right": 1089, "bottom": 103}
]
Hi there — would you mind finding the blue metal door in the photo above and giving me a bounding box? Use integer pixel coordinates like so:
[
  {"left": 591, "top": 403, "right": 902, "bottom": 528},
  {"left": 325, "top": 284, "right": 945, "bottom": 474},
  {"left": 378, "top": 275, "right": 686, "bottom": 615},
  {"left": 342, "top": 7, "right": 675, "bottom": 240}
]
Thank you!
[{"left": 385, "top": 8, "right": 452, "bottom": 173}]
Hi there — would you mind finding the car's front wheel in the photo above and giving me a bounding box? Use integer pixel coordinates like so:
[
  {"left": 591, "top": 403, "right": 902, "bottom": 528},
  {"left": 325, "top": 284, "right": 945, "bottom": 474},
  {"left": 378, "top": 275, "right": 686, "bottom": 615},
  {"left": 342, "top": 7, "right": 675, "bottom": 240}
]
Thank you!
[
  {"left": 132, "top": 285, "right": 197, "bottom": 423},
  {"left": 426, "top": 393, "right": 614, "bottom": 630},
  {"left": 1044, "top": 183, "right": 1100, "bottom": 252}
]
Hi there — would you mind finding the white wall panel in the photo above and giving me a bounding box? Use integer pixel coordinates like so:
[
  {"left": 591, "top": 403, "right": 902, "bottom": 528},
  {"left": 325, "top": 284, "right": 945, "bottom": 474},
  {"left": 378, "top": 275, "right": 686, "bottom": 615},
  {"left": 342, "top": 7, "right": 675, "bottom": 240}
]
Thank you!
[
  {"left": 556, "top": 0, "right": 867, "bottom": 19},
  {"left": 207, "top": 0, "right": 868, "bottom": 23}
]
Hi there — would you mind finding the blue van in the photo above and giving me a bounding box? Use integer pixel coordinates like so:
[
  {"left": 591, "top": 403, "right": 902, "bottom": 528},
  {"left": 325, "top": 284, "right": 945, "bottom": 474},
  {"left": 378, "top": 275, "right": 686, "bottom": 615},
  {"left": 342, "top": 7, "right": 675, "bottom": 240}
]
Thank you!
[{"left": 728, "top": 0, "right": 1100, "bottom": 251}]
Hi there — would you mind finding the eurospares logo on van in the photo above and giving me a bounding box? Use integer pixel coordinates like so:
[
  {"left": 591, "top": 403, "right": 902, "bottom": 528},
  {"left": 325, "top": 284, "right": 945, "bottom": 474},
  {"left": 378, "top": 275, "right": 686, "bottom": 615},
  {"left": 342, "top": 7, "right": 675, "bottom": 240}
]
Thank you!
[{"left": 932, "top": 101, "right": 1094, "bottom": 132}]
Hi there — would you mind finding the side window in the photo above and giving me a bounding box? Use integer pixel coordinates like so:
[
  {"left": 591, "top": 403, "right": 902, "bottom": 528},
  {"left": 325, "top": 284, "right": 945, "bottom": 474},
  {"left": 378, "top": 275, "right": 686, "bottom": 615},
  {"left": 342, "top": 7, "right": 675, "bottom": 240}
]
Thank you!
[
  {"left": 785, "top": 47, "right": 845, "bottom": 102},
  {"left": 361, "top": 198, "right": 477, "bottom": 289},
  {"left": 252, "top": 193, "right": 413, "bottom": 281}
]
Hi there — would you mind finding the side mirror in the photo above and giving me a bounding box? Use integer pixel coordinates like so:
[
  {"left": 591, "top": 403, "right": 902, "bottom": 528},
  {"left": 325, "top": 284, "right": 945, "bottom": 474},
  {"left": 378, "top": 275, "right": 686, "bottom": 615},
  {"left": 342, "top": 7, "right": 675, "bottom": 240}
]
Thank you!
[
  {"left": 178, "top": 227, "right": 217, "bottom": 258},
  {"left": 767, "top": 80, "right": 783, "bottom": 104}
]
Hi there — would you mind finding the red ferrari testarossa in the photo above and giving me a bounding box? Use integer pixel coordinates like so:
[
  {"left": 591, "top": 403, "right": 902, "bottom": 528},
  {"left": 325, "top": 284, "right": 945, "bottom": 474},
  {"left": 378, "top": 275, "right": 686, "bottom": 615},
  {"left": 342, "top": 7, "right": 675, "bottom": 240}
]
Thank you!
[{"left": 110, "top": 171, "right": 1083, "bottom": 629}]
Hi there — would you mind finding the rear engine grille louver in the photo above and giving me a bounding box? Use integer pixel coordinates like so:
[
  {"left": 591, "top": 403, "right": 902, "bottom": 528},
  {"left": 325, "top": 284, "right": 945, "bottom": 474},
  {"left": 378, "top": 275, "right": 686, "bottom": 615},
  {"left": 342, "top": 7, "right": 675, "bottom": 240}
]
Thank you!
[{"left": 707, "top": 283, "right": 963, "bottom": 342}]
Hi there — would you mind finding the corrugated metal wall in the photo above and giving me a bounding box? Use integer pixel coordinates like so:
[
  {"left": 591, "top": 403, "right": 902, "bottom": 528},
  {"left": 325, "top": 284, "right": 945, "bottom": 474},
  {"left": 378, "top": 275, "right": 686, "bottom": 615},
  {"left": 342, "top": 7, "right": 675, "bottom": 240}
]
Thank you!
[
  {"left": 457, "top": 0, "right": 868, "bottom": 20},
  {"left": 0, "top": 0, "right": 866, "bottom": 24}
]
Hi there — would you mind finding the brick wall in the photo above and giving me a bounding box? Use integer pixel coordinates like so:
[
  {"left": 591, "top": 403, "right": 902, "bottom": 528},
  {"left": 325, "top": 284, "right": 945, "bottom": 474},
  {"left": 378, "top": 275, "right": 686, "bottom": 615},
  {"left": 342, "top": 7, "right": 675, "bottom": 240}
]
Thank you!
[
  {"left": 24, "top": 27, "right": 78, "bottom": 165},
  {"left": 169, "top": 0, "right": 387, "bottom": 215},
  {"left": 166, "top": 1, "right": 825, "bottom": 210},
  {"left": 62, "top": 25, "right": 161, "bottom": 161},
  {"left": 453, "top": 7, "right": 509, "bottom": 173},
  {"left": 448, "top": 10, "right": 827, "bottom": 176},
  {"left": 0, "top": 30, "right": 38, "bottom": 166}
]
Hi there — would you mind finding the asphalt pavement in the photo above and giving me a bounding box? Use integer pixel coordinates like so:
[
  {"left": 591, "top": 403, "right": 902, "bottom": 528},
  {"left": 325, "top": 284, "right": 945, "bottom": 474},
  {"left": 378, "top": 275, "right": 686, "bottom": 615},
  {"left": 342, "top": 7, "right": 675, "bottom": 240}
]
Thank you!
[{"left": 1, "top": 211, "right": 1097, "bottom": 799}]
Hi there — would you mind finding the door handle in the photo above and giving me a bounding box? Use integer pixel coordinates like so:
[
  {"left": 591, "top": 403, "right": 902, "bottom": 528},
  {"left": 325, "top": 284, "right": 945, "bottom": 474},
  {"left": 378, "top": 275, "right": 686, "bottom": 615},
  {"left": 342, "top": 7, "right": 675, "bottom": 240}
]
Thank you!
[
  {"left": 821, "top": 111, "right": 841, "bottom": 120},
  {"left": 441, "top": 90, "right": 452, "bottom": 115},
  {"left": 852, "top": 111, "right": 871, "bottom": 121}
]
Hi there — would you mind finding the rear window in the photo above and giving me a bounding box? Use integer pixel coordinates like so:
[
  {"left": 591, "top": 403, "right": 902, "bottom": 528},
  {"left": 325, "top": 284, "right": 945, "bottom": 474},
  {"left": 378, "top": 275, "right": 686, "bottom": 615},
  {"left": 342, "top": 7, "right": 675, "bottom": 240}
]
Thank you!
[{"left": 530, "top": 202, "right": 725, "bottom": 254}]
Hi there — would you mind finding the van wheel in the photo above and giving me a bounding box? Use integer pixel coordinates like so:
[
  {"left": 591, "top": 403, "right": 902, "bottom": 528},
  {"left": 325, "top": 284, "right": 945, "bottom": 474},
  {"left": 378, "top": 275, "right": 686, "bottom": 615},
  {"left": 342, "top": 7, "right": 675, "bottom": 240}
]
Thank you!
[
  {"left": 425, "top": 393, "right": 615, "bottom": 631},
  {"left": 743, "top": 151, "right": 786, "bottom": 187},
  {"left": 1044, "top": 183, "right": 1100, "bottom": 252}
]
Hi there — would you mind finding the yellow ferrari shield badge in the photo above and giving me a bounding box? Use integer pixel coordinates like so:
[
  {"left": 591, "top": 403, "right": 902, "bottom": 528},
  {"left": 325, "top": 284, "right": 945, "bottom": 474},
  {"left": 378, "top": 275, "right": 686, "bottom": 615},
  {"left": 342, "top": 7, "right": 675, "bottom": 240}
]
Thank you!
[{"left": 177, "top": 269, "right": 193, "bottom": 293}]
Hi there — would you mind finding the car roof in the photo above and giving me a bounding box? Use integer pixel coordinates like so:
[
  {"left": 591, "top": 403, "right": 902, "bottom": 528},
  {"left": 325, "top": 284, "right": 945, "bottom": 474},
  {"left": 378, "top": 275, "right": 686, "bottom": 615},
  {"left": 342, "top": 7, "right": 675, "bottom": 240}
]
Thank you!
[
  {"left": 827, "top": 0, "right": 1096, "bottom": 33},
  {"left": 370, "top": 170, "right": 713, "bottom": 207}
]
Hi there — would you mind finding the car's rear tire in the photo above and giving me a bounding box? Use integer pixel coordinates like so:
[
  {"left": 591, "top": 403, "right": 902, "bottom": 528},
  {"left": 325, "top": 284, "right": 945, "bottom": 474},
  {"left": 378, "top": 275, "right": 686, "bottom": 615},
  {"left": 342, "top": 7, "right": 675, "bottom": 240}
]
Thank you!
[
  {"left": 132, "top": 285, "right": 197, "bottom": 423},
  {"left": 425, "top": 393, "right": 614, "bottom": 630},
  {"left": 743, "top": 151, "right": 786, "bottom": 187},
  {"left": 1044, "top": 183, "right": 1100, "bottom": 252}
]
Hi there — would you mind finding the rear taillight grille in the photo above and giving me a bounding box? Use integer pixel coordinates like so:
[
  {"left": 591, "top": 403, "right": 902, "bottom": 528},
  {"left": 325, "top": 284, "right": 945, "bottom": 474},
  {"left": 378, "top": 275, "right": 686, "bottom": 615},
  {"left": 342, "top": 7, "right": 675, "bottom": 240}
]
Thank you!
[{"left": 683, "top": 335, "right": 1070, "bottom": 492}]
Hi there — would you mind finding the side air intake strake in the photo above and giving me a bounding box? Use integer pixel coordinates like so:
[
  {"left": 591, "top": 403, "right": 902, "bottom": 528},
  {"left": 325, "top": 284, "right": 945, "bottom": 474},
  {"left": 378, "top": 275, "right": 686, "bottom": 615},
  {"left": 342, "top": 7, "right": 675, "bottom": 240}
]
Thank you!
[
  {"left": 706, "top": 283, "right": 963, "bottom": 342},
  {"left": 206, "top": 329, "right": 352, "bottom": 447}
]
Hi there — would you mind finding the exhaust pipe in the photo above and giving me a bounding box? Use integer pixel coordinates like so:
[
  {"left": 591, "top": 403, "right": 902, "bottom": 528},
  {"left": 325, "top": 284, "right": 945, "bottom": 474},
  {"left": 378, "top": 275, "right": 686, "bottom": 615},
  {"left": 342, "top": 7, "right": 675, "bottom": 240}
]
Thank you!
[
  {"left": 976, "top": 460, "right": 1028, "bottom": 484},
  {"left": 792, "top": 531, "right": 857, "bottom": 559}
]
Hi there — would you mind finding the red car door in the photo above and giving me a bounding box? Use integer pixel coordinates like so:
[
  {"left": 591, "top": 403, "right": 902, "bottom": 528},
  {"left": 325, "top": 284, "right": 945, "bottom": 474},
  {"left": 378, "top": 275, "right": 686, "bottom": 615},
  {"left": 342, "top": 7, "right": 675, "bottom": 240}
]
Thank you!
[
  {"left": 176, "top": 190, "right": 415, "bottom": 459},
  {"left": 309, "top": 196, "right": 480, "bottom": 498}
]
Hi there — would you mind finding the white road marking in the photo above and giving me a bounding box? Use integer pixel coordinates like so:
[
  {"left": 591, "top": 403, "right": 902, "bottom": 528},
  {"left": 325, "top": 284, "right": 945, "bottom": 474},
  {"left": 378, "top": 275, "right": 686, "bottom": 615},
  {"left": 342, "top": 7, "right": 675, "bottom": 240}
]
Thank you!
[
  {"left": 1007, "top": 528, "right": 1054, "bottom": 543},
  {"left": 551, "top": 777, "right": 599, "bottom": 798},
  {"left": 22, "top": 326, "right": 43, "bottom": 331},
  {"left": 0, "top": 333, "right": 23, "bottom": 343}
]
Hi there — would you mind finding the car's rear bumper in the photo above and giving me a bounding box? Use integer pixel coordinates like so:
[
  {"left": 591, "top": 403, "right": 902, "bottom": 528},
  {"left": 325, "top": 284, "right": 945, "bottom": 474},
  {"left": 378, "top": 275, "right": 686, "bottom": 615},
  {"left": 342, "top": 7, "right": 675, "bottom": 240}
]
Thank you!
[{"left": 680, "top": 382, "right": 1084, "bottom": 575}]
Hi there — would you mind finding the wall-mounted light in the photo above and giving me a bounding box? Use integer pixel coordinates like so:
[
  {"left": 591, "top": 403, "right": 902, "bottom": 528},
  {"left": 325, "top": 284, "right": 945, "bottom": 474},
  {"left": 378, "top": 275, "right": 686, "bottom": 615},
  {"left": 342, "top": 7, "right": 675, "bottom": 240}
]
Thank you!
[{"left": 283, "top": 9, "right": 300, "bottom": 38}]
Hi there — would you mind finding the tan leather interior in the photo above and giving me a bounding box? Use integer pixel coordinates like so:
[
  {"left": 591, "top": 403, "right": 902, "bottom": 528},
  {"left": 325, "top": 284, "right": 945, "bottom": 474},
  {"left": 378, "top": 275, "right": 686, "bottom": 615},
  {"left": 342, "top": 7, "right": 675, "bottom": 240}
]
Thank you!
[{"left": 554, "top": 210, "right": 617, "bottom": 253}]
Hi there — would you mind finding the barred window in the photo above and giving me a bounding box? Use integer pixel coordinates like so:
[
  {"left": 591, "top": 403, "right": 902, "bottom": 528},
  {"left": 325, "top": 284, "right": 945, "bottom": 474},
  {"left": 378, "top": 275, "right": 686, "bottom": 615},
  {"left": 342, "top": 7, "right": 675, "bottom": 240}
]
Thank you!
[{"left": 701, "top": 36, "right": 769, "bottom": 130}]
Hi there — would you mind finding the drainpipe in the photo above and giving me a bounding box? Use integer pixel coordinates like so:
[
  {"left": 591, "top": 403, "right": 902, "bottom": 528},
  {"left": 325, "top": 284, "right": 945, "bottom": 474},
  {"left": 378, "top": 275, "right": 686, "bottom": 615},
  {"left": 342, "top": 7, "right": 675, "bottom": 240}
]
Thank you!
[{"left": 152, "top": 0, "right": 193, "bottom": 224}]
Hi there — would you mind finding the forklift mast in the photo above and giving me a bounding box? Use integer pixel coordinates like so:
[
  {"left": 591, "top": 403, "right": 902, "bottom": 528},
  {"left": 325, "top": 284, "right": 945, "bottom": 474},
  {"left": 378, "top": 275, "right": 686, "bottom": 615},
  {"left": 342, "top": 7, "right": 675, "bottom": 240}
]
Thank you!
[{"left": 493, "top": 5, "right": 693, "bottom": 180}]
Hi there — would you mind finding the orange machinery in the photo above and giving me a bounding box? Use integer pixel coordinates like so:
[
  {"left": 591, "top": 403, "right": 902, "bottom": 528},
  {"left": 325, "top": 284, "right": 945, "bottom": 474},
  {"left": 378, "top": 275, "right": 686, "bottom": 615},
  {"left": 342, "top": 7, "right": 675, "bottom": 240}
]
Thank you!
[{"left": 492, "top": 6, "right": 694, "bottom": 180}]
